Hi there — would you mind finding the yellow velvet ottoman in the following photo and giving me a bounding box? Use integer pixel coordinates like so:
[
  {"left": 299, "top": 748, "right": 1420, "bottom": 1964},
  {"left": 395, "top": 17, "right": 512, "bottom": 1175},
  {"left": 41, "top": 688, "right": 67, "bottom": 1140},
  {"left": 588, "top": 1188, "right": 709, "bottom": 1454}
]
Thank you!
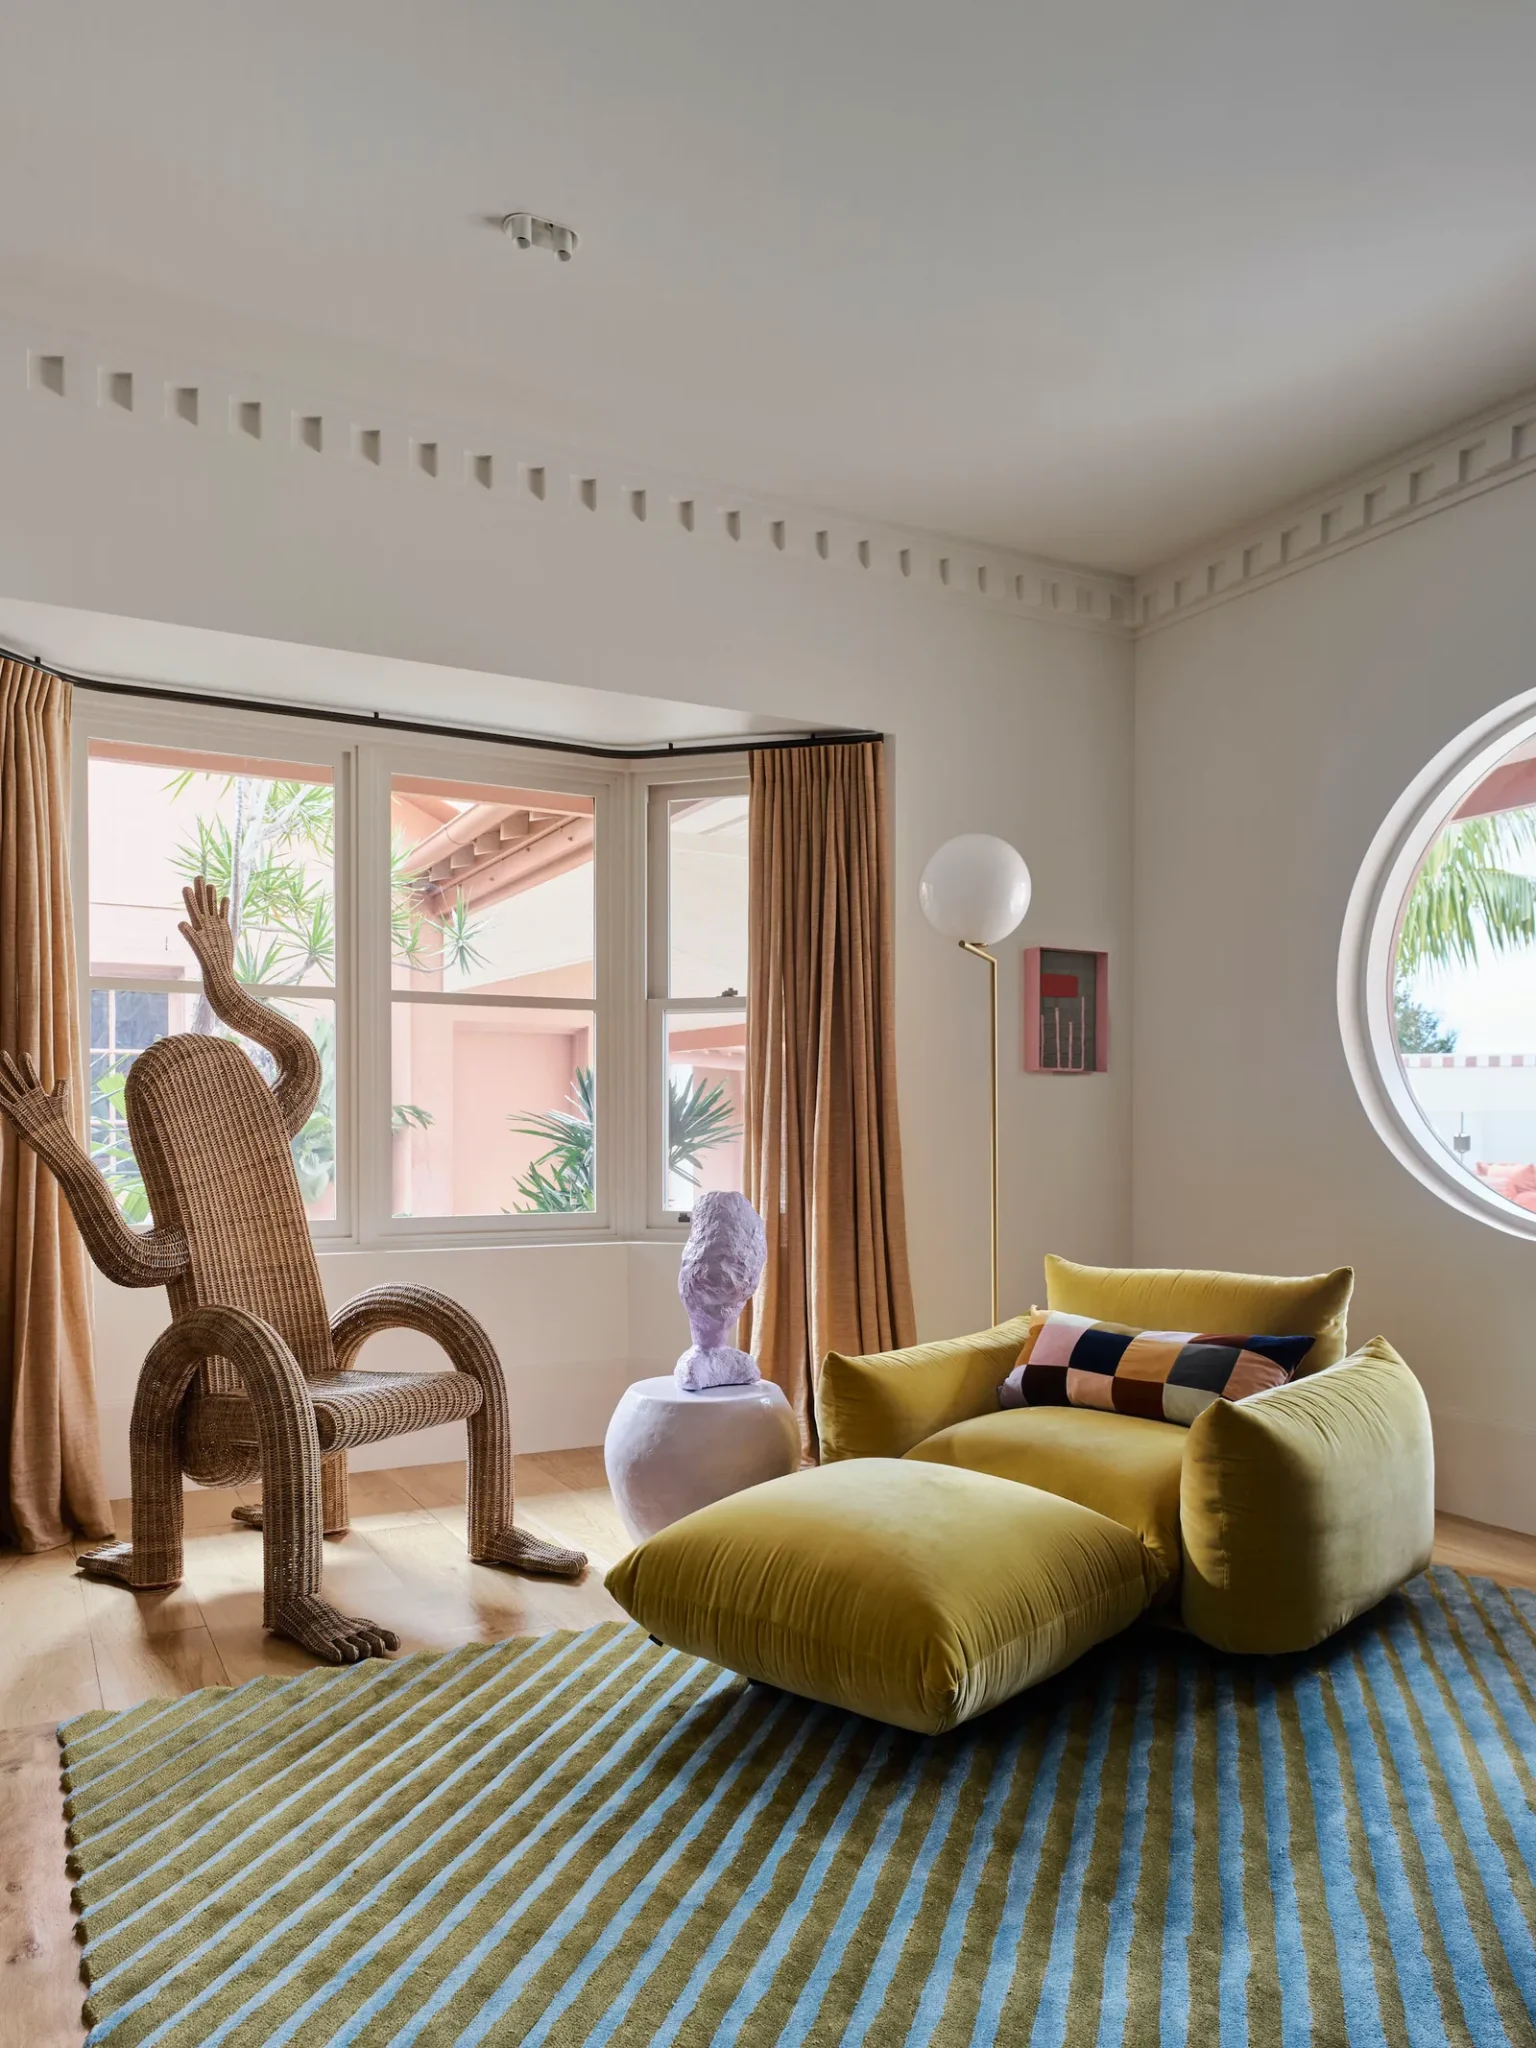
[{"left": 604, "top": 1459, "right": 1160, "bottom": 1734}]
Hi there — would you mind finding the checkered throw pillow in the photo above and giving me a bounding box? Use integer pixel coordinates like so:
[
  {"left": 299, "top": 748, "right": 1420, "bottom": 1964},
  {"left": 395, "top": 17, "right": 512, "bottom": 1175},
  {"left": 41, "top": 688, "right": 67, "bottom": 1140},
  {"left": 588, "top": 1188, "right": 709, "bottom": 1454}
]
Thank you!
[{"left": 998, "top": 1310, "right": 1312, "bottom": 1426}]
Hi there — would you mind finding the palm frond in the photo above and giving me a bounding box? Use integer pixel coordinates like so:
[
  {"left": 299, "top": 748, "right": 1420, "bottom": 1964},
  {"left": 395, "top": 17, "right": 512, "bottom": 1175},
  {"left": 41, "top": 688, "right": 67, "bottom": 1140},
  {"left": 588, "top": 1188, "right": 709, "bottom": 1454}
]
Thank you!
[
  {"left": 506, "top": 1157, "right": 595, "bottom": 1213},
  {"left": 508, "top": 1067, "right": 597, "bottom": 1213},
  {"left": 667, "top": 1074, "right": 743, "bottom": 1187},
  {"left": 1396, "top": 808, "right": 1536, "bottom": 977},
  {"left": 432, "top": 894, "right": 487, "bottom": 976}
]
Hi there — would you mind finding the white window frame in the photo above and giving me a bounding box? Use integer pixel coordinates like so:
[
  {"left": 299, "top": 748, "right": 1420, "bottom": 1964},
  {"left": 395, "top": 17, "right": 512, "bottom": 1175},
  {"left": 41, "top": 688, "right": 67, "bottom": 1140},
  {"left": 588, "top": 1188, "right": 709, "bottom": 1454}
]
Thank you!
[
  {"left": 74, "top": 691, "right": 748, "bottom": 1250},
  {"left": 645, "top": 774, "right": 752, "bottom": 1228},
  {"left": 1339, "top": 686, "right": 1536, "bottom": 1241}
]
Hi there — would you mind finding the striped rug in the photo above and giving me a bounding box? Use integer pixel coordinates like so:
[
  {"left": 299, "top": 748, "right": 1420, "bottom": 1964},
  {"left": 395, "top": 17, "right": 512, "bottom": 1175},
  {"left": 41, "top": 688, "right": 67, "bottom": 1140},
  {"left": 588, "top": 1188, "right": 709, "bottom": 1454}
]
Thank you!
[{"left": 58, "top": 1567, "right": 1536, "bottom": 2046}]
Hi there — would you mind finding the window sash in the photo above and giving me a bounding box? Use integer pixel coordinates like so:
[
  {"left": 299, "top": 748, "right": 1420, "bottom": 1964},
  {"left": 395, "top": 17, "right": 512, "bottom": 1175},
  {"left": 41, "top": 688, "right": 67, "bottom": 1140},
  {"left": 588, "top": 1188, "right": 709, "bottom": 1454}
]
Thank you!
[
  {"left": 644, "top": 773, "right": 750, "bottom": 1225},
  {"left": 80, "top": 706, "right": 356, "bottom": 1240},
  {"left": 357, "top": 740, "right": 618, "bottom": 1244},
  {"left": 645, "top": 776, "right": 751, "bottom": 1002}
]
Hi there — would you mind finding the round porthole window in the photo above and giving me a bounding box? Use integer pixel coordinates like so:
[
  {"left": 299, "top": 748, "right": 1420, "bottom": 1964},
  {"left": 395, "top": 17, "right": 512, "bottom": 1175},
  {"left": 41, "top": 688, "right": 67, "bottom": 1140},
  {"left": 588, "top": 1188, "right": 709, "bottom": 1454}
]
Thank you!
[{"left": 1341, "top": 693, "right": 1536, "bottom": 1237}]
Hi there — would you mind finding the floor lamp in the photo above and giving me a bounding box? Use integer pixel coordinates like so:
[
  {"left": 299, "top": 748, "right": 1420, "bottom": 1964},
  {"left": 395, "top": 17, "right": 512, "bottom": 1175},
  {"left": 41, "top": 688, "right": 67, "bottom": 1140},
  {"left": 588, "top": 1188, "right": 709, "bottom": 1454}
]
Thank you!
[{"left": 919, "top": 834, "right": 1032, "bottom": 1327}]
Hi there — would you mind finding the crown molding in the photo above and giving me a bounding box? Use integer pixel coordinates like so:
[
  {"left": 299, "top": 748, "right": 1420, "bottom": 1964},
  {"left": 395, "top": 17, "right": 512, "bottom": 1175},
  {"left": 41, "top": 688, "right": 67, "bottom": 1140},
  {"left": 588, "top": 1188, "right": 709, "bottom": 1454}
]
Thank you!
[
  {"left": 1133, "top": 384, "right": 1536, "bottom": 637},
  {"left": 6, "top": 316, "right": 1132, "bottom": 639}
]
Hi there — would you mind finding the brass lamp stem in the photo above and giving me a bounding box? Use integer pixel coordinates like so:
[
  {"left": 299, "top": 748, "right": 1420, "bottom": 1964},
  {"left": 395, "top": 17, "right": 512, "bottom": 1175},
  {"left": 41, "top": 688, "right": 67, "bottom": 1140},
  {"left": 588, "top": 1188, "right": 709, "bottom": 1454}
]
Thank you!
[{"left": 959, "top": 940, "right": 1000, "bottom": 1327}]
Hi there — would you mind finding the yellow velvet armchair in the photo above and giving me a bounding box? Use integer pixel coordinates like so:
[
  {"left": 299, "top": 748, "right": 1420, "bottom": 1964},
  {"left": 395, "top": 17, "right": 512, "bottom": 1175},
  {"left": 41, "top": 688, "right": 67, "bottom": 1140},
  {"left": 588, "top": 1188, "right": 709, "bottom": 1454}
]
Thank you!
[{"left": 815, "top": 1255, "right": 1435, "bottom": 1655}]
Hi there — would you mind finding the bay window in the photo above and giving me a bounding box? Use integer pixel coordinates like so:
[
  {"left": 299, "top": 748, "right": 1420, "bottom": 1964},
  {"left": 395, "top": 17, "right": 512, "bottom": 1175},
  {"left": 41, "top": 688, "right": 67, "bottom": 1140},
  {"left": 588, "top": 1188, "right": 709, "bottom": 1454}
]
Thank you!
[{"left": 77, "top": 695, "right": 747, "bottom": 1244}]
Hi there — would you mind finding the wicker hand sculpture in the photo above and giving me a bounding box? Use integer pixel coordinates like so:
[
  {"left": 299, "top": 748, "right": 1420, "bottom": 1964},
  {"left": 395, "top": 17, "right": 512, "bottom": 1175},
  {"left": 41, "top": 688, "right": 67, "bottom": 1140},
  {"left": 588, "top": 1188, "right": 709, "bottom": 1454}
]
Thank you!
[{"left": 0, "top": 877, "right": 585, "bottom": 1665}]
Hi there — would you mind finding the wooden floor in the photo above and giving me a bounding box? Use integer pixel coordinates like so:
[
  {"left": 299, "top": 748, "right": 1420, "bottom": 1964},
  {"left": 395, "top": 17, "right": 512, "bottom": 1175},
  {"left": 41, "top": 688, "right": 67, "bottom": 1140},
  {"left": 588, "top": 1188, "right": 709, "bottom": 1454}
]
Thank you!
[
  {"left": 0, "top": 1450, "right": 628, "bottom": 1730},
  {"left": 1, "top": 1478, "right": 1532, "bottom": 2048}
]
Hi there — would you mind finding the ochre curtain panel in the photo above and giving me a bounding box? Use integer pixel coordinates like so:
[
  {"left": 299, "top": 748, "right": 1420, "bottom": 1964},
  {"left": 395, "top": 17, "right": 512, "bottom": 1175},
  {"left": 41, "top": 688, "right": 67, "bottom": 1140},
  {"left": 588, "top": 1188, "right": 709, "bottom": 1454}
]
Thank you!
[
  {"left": 744, "top": 740, "right": 915, "bottom": 1456},
  {"left": 0, "top": 659, "right": 113, "bottom": 1550}
]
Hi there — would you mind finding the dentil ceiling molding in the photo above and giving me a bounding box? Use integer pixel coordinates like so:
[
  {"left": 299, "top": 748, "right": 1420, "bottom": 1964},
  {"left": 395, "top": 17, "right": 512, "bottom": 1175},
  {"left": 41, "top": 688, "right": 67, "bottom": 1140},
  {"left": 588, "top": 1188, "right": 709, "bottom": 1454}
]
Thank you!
[
  {"left": 1134, "top": 384, "right": 1536, "bottom": 637},
  {"left": 10, "top": 317, "right": 1133, "bottom": 638}
]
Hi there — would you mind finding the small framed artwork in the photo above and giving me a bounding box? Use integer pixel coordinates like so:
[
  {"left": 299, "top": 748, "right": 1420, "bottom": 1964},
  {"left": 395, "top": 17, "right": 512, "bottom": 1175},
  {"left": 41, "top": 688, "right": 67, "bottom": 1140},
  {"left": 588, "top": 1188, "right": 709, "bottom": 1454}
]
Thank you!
[{"left": 1024, "top": 947, "right": 1108, "bottom": 1074}]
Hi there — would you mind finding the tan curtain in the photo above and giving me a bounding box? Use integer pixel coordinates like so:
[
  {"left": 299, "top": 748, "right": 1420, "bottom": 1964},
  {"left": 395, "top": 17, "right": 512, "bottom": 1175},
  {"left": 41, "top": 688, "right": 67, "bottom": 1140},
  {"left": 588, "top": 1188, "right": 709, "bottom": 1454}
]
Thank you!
[
  {"left": 0, "top": 660, "right": 112, "bottom": 1550},
  {"left": 744, "top": 740, "right": 915, "bottom": 1456}
]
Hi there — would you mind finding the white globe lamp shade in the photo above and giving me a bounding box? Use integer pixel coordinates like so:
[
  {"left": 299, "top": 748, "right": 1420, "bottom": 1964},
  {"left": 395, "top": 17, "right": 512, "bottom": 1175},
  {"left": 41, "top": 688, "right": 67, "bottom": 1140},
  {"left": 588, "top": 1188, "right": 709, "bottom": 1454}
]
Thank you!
[{"left": 918, "top": 835, "right": 1031, "bottom": 945}]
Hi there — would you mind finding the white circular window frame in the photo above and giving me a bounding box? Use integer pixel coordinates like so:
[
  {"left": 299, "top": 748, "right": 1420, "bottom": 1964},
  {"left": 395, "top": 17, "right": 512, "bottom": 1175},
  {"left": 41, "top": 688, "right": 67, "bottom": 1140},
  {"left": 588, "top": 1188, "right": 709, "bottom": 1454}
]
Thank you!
[{"left": 1339, "top": 686, "right": 1536, "bottom": 1240}]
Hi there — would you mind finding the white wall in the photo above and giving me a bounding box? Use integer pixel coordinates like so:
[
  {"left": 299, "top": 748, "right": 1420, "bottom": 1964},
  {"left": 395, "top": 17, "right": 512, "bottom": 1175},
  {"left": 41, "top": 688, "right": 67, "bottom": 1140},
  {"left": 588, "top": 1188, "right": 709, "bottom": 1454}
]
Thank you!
[
  {"left": 0, "top": 348, "right": 1134, "bottom": 1492},
  {"left": 1133, "top": 472, "right": 1536, "bottom": 1533}
]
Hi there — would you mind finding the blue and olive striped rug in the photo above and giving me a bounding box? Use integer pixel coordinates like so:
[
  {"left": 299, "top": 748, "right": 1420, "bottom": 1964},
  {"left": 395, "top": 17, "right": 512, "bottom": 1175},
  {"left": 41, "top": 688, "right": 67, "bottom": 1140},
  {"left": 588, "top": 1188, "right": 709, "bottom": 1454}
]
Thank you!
[{"left": 58, "top": 1567, "right": 1536, "bottom": 2046}]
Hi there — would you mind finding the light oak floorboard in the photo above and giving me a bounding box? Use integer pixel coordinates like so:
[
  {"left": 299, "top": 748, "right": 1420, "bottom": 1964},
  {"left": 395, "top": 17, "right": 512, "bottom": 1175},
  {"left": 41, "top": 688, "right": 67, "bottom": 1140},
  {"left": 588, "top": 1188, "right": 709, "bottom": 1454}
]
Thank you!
[
  {"left": 0, "top": 1728, "right": 85, "bottom": 2048},
  {"left": 393, "top": 1453, "right": 632, "bottom": 1572},
  {"left": 533, "top": 1446, "right": 610, "bottom": 1493},
  {"left": 1433, "top": 1512, "right": 1536, "bottom": 1593},
  {"left": 91, "top": 1625, "right": 231, "bottom": 1713},
  {"left": 0, "top": 1550, "right": 102, "bottom": 1730},
  {"left": 333, "top": 1467, "right": 439, "bottom": 1531}
]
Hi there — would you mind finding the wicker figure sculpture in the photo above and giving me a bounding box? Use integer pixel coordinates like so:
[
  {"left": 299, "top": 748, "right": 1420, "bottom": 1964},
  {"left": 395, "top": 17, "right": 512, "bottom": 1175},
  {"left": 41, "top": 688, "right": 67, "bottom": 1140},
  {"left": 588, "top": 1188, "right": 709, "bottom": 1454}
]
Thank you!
[{"left": 0, "top": 878, "right": 585, "bottom": 1663}]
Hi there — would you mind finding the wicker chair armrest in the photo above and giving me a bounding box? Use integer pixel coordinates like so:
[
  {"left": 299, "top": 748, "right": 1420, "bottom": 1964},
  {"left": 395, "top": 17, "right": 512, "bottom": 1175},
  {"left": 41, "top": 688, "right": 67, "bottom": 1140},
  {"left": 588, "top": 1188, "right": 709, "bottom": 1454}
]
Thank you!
[
  {"left": 329, "top": 1284, "right": 499, "bottom": 1377},
  {"left": 329, "top": 1285, "right": 520, "bottom": 1564}
]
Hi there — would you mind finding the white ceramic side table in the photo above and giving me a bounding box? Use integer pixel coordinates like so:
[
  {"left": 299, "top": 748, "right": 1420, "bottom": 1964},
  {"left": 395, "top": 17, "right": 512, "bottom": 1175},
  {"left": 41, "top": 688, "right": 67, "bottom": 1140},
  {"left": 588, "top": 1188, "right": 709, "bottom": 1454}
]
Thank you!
[{"left": 603, "top": 1376, "right": 801, "bottom": 1542}]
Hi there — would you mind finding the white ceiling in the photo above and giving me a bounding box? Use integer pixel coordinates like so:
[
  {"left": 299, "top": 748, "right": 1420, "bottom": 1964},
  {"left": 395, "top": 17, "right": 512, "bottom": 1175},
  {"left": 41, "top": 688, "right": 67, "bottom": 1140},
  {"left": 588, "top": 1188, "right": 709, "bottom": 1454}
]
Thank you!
[{"left": 4, "top": 1, "right": 1536, "bottom": 573}]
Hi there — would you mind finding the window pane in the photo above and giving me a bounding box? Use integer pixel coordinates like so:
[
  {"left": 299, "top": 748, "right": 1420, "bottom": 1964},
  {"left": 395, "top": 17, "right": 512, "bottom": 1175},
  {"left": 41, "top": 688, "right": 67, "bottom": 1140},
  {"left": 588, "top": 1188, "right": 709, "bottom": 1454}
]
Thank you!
[
  {"left": 88, "top": 989, "right": 338, "bottom": 1223},
  {"left": 391, "top": 1001, "right": 596, "bottom": 1218},
  {"left": 391, "top": 775, "right": 594, "bottom": 999},
  {"left": 668, "top": 794, "right": 749, "bottom": 998},
  {"left": 1394, "top": 747, "right": 1536, "bottom": 1208},
  {"left": 88, "top": 742, "right": 336, "bottom": 990},
  {"left": 663, "top": 1009, "right": 745, "bottom": 1213}
]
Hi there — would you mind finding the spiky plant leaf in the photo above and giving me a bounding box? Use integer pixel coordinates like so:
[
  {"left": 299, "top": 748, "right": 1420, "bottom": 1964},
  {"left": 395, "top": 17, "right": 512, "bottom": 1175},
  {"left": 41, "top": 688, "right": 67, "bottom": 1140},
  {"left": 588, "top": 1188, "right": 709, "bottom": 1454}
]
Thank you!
[
  {"left": 1397, "top": 810, "right": 1536, "bottom": 977},
  {"left": 666, "top": 1073, "right": 743, "bottom": 1187}
]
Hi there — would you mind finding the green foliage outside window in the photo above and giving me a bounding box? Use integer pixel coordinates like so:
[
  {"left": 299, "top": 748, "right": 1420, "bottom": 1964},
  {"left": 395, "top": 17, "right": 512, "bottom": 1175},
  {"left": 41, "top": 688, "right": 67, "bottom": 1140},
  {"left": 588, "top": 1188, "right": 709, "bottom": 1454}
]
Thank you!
[
  {"left": 506, "top": 1066, "right": 742, "bottom": 1214},
  {"left": 1396, "top": 811, "right": 1536, "bottom": 979},
  {"left": 1393, "top": 808, "right": 1536, "bottom": 1054},
  {"left": 1393, "top": 977, "right": 1457, "bottom": 1055}
]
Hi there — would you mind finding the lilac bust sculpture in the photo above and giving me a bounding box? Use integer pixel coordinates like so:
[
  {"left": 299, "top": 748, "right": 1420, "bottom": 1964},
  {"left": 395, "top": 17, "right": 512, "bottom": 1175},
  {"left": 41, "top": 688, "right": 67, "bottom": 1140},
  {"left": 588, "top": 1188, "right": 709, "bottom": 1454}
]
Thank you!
[
  {"left": 603, "top": 1191, "right": 795, "bottom": 1540},
  {"left": 674, "top": 1191, "right": 767, "bottom": 1391}
]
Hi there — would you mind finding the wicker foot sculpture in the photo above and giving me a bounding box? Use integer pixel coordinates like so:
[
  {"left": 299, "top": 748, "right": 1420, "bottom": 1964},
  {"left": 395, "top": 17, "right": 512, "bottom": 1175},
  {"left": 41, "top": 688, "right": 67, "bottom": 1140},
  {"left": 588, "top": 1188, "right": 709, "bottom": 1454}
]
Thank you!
[
  {"left": 474, "top": 1525, "right": 587, "bottom": 1578},
  {"left": 0, "top": 879, "right": 584, "bottom": 1667},
  {"left": 78, "top": 1544, "right": 397, "bottom": 1663}
]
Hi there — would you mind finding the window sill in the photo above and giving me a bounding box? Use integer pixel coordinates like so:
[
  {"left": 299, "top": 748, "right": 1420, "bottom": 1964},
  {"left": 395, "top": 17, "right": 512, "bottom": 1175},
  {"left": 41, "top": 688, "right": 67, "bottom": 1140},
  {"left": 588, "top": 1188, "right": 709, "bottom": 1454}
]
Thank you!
[{"left": 312, "top": 1226, "right": 691, "bottom": 1258}]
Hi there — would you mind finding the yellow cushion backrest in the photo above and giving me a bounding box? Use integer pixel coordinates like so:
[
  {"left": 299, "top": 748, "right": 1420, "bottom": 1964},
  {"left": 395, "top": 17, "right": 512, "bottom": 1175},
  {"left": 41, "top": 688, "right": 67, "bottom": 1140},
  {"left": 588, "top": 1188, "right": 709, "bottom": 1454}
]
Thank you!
[{"left": 1042, "top": 1255, "right": 1353, "bottom": 1375}]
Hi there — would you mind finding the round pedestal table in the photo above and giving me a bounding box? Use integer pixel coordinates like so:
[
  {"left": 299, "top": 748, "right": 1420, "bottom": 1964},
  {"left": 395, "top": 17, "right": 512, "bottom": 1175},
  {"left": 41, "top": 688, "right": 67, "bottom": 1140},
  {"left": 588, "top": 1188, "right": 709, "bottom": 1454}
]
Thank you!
[{"left": 603, "top": 1376, "right": 801, "bottom": 1543}]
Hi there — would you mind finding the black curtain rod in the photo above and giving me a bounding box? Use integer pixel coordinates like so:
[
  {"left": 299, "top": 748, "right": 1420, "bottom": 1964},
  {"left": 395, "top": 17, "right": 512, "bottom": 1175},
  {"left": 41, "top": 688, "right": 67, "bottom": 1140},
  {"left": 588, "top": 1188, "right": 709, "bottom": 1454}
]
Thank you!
[{"left": 0, "top": 645, "right": 880, "bottom": 761}]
